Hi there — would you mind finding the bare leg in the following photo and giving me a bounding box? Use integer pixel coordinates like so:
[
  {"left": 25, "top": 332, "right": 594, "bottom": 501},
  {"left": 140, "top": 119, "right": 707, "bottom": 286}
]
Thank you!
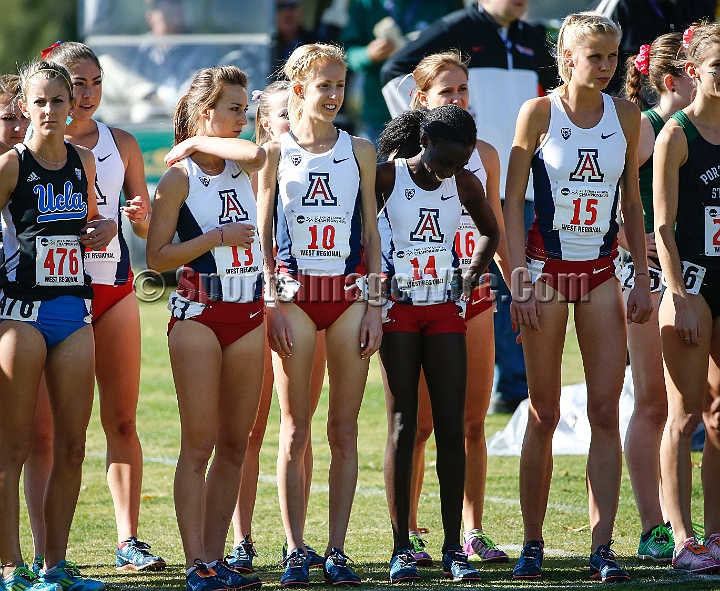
[
  {"left": 408, "top": 374, "right": 433, "bottom": 533},
  {"left": 702, "top": 325, "right": 720, "bottom": 535}
]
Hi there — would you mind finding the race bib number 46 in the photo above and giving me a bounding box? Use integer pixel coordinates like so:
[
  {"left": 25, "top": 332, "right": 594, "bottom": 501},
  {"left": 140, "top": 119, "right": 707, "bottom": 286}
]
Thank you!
[
  {"left": 291, "top": 212, "right": 351, "bottom": 261},
  {"left": 35, "top": 236, "right": 84, "bottom": 287}
]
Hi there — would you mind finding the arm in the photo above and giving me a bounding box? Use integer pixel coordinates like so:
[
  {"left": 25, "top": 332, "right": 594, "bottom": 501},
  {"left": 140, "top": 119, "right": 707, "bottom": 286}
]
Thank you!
[
  {"left": 352, "top": 135, "right": 383, "bottom": 358},
  {"left": 77, "top": 147, "right": 118, "bottom": 250},
  {"left": 616, "top": 98, "right": 652, "bottom": 324},
  {"left": 504, "top": 97, "right": 548, "bottom": 331},
  {"left": 113, "top": 127, "right": 152, "bottom": 238},
  {"left": 0, "top": 150, "right": 19, "bottom": 211},
  {"left": 164, "top": 136, "right": 267, "bottom": 174},
  {"left": 257, "top": 140, "right": 293, "bottom": 357},
  {"left": 477, "top": 140, "right": 511, "bottom": 287}
]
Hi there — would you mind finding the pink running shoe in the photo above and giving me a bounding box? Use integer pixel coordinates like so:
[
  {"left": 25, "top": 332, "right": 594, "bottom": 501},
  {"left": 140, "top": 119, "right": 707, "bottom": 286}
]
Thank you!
[
  {"left": 409, "top": 533, "right": 433, "bottom": 566},
  {"left": 704, "top": 533, "right": 720, "bottom": 561},
  {"left": 463, "top": 530, "right": 509, "bottom": 563},
  {"left": 672, "top": 538, "right": 720, "bottom": 573}
]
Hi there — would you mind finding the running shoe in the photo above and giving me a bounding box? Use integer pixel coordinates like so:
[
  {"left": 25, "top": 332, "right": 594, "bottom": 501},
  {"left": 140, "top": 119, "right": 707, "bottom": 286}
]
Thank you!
[
  {"left": 512, "top": 540, "right": 543, "bottom": 580},
  {"left": 462, "top": 530, "right": 509, "bottom": 563},
  {"left": 1, "top": 564, "right": 61, "bottom": 591},
  {"left": 672, "top": 538, "right": 720, "bottom": 573},
  {"left": 389, "top": 550, "right": 420, "bottom": 584},
  {"left": 115, "top": 537, "right": 167, "bottom": 571},
  {"left": 281, "top": 542, "right": 324, "bottom": 570},
  {"left": 280, "top": 549, "right": 310, "bottom": 587},
  {"left": 38, "top": 561, "right": 104, "bottom": 591},
  {"left": 30, "top": 558, "right": 43, "bottom": 577},
  {"left": 323, "top": 548, "right": 361, "bottom": 586},
  {"left": 409, "top": 532, "right": 433, "bottom": 566},
  {"left": 226, "top": 534, "right": 258, "bottom": 573},
  {"left": 589, "top": 541, "right": 630, "bottom": 582},
  {"left": 637, "top": 523, "right": 674, "bottom": 563},
  {"left": 441, "top": 546, "right": 481, "bottom": 582},
  {"left": 185, "top": 561, "right": 225, "bottom": 591},
  {"left": 704, "top": 532, "right": 720, "bottom": 562},
  {"left": 211, "top": 560, "right": 261, "bottom": 590}
]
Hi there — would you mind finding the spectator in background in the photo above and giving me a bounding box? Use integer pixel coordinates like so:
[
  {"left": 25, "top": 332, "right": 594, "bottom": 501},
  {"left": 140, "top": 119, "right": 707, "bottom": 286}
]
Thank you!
[
  {"left": 275, "top": 0, "right": 317, "bottom": 75},
  {"left": 381, "top": 0, "right": 556, "bottom": 414},
  {"left": 340, "top": 0, "right": 463, "bottom": 145},
  {"left": 596, "top": 0, "right": 715, "bottom": 95}
]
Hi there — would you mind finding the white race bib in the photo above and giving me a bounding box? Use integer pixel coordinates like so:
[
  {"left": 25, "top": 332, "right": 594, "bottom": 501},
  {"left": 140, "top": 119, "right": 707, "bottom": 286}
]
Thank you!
[
  {"left": 212, "top": 238, "right": 263, "bottom": 303},
  {"left": 704, "top": 206, "right": 720, "bottom": 256},
  {"left": 0, "top": 290, "right": 39, "bottom": 321},
  {"left": 621, "top": 261, "right": 662, "bottom": 293},
  {"left": 290, "top": 211, "right": 351, "bottom": 261},
  {"left": 455, "top": 220, "right": 479, "bottom": 273},
  {"left": 168, "top": 291, "right": 206, "bottom": 320},
  {"left": 84, "top": 233, "right": 121, "bottom": 262},
  {"left": 35, "top": 236, "right": 84, "bottom": 287},
  {"left": 393, "top": 244, "right": 453, "bottom": 305},
  {"left": 552, "top": 183, "right": 613, "bottom": 236}
]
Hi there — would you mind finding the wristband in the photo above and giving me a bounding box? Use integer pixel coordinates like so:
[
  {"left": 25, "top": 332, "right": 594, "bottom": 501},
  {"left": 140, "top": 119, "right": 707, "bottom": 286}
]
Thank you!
[
  {"left": 635, "top": 271, "right": 649, "bottom": 278},
  {"left": 218, "top": 226, "right": 224, "bottom": 245}
]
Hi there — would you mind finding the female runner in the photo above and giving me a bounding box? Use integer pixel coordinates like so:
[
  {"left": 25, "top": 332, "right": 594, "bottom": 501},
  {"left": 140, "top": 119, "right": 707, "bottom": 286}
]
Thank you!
[
  {"left": 257, "top": 43, "right": 382, "bottom": 587},
  {"left": 376, "top": 104, "right": 499, "bottom": 583},
  {"left": 504, "top": 12, "right": 652, "bottom": 582},
  {"left": 0, "top": 60, "right": 115, "bottom": 591},
  {"left": 621, "top": 32, "right": 694, "bottom": 563},
  {"left": 146, "top": 65, "right": 265, "bottom": 591},
  {"left": 22, "top": 41, "right": 164, "bottom": 572},
  {"left": 227, "top": 81, "right": 327, "bottom": 573},
  {"left": 401, "top": 51, "right": 511, "bottom": 566},
  {"left": 0, "top": 75, "right": 29, "bottom": 151},
  {"left": 654, "top": 22, "right": 720, "bottom": 573}
]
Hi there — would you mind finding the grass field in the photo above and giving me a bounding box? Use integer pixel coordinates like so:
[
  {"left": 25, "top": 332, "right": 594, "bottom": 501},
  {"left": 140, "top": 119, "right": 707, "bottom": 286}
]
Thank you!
[{"left": 18, "top": 299, "right": 720, "bottom": 590}]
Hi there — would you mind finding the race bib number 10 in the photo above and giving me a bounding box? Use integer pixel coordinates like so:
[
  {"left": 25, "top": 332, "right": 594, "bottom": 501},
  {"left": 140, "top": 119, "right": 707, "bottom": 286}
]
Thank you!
[
  {"left": 35, "top": 236, "right": 84, "bottom": 287},
  {"left": 291, "top": 212, "right": 351, "bottom": 261}
]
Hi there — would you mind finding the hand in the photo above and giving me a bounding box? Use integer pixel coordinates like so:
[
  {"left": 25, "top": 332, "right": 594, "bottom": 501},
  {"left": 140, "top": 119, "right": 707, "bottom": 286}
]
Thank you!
[
  {"left": 626, "top": 275, "right": 653, "bottom": 324},
  {"left": 462, "top": 269, "right": 481, "bottom": 299},
  {"left": 367, "top": 38, "right": 396, "bottom": 62},
  {"left": 80, "top": 218, "right": 118, "bottom": 250},
  {"left": 122, "top": 196, "right": 149, "bottom": 224},
  {"left": 359, "top": 305, "right": 382, "bottom": 359},
  {"left": 673, "top": 294, "right": 701, "bottom": 346},
  {"left": 266, "top": 304, "right": 293, "bottom": 357},
  {"left": 220, "top": 222, "right": 256, "bottom": 249},
  {"left": 645, "top": 232, "right": 658, "bottom": 260},
  {"left": 509, "top": 267, "right": 540, "bottom": 331},
  {"left": 164, "top": 138, "right": 197, "bottom": 167}
]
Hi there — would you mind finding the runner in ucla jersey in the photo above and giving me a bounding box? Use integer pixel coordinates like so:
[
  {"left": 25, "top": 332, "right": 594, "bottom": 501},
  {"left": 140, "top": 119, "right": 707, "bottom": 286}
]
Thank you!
[
  {"left": 0, "top": 60, "right": 116, "bottom": 591},
  {"left": 375, "top": 104, "right": 498, "bottom": 583},
  {"left": 654, "top": 22, "right": 720, "bottom": 573},
  {"left": 146, "top": 65, "right": 265, "bottom": 591},
  {"left": 23, "top": 41, "right": 164, "bottom": 573},
  {"left": 504, "top": 13, "right": 652, "bottom": 582},
  {"left": 257, "top": 43, "right": 382, "bottom": 587}
]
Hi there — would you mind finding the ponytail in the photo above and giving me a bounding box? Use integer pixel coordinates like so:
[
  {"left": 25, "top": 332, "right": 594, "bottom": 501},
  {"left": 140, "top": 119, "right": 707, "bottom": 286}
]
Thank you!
[{"left": 377, "top": 109, "right": 426, "bottom": 161}]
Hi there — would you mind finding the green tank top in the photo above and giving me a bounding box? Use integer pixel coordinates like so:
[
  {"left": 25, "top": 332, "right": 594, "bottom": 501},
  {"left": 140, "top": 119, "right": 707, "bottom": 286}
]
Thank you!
[{"left": 638, "top": 109, "right": 666, "bottom": 234}]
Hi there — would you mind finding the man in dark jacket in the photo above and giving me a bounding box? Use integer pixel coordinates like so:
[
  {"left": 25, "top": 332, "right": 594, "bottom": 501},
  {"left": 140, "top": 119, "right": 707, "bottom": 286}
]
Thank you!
[{"left": 381, "top": 0, "right": 557, "bottom": 412}]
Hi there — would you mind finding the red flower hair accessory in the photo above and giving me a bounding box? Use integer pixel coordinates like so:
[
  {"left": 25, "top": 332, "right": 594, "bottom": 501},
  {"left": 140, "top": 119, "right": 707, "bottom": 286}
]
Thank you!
[
  {"left": 634, "top": 44, "right": 650, "bottom": 75},
  {"left": 40, "top": 40, "right": 62, "bottom": 59},
  {"left": 683, "top": 27, "right": 694, "bottom": 49}
]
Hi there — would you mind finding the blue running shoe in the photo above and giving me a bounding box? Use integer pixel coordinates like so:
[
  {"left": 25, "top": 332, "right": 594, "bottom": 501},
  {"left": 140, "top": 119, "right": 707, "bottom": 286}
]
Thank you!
[
  {"left": 1, "top": 564, "right": 61, "bottom": 591},
  {"left": 30, "top": 558, "right": 44, "bottom": 577},
  {"left": 512, "top": 541, "right": 543, "bottom": 580},
  {"left": 211, "top": 560, "right": 261, "bottom": 590},
  {"left": 38, "top": 561, "right": 104, "bottom": 591},
  {"left": 282, "top": 542, "right": 324, "bottom": 570},
  {"left": 226, "top": 534, "right": 258, "bottom": 573},
  {"left": 185, "top": 561, "right": 225, "bottom": 591},
  {"left": 323, "top": 548, "right": 361, "bottom": 586},
  {"left": 441, "top": 546, "right": 481, "bottom": 582},
  {"left": 116, "top": 537, "right": 166, "bottom": 572},
  {"left": 389, "top": 550, "right": 420, "bottom": 584},
  {"left": 280, "top": 549, "right": 310, "bottom": 587},
  {"left": 589, "top": 542, "right": 630, "bottom": 582}
]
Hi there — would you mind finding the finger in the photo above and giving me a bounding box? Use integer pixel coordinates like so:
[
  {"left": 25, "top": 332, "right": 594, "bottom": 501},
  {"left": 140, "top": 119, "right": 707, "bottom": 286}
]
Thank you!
[{"left": 515, "top": 333, "right": 522, "bottom": 344}]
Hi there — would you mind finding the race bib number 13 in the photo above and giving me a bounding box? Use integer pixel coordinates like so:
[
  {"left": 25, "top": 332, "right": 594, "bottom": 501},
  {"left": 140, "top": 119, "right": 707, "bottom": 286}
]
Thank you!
[{"left": 35, "top": 236, "right": 84, "bottom": 287}]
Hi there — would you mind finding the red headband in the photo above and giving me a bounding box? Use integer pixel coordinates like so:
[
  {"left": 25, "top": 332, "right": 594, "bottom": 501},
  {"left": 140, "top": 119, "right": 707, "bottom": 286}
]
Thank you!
[
  {"left": 634, "top": 44, "right": 650, "bottom": 76},
  {"left": 683, "top": 27, "right": 694, "bottom": 49},
  {"left": 40, "top": 40, "right": 62, "bottom": 59}
]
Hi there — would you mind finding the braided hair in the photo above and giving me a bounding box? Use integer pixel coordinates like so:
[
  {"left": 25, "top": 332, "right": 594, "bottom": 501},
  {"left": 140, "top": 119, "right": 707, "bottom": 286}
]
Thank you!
[{"left": 377, "top": 104, "right": 477, "bottom": 162}]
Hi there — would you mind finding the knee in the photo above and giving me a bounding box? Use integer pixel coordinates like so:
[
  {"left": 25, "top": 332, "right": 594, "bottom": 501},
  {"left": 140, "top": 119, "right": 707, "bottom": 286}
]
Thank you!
[
  {"left": 587, "top": 401, "right": 620, "bottom": 432},
  {"left": 634, "top": 400, "right": 668, "bottom": 428},
  {"left": 102, "top": 416, "right": 138, "bottom": 441},
  {"left": 415, "top": 418, "right": 434, "bottom": 446},
  {"left": 327, "top": 419, "right": 358, "bottom": 457},
  {"left": 528, "top": 404, "right": 560, "bottom": 438},
  {"left": 464, "top": 415, "right": 485, "bottom": 443},
  {"left": 0, "top": 437, "right": 32, "bottom": 468},
  {"left": 279, "top": 423, "right": 310, "bottom": 460},
  {"left": 30, "top": 429, "right": 53, "bottom": 457},
  {"left": 215, "top": 437, "right": 248, "bottom": 469},
  {"left": 53, "top": 438, "right": 86, "bottom": 469},
  {"left": 180, "top": 438, "right": 215, "bottom": 472},
  {"left": 667, "top": 412, "right": 702, "bottom": 438}
]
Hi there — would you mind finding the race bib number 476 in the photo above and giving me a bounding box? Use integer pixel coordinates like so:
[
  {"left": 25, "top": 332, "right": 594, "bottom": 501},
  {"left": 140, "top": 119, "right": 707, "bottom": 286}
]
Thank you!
[{"left": 35, "top": 236, "right": 84, "bottom": 287}]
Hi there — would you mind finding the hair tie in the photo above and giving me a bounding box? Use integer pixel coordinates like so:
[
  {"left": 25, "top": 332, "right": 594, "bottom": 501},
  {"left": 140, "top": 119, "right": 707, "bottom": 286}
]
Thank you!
[
  {"left": 683, "top": 26, "right": 694, "bottom": 49},
  {"left": 40, "top": 40, "right": 62, "bottom": 59},
  {"left": 634, "top": 45, "right": 650, "bottom": 76},
  {"left": 251, "top": 89, "right": 264, "bottom": 101}
]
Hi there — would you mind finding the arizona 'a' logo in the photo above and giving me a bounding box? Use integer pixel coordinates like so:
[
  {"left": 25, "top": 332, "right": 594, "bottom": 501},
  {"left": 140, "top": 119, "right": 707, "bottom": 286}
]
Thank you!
[
  {"left": 218, "top": 189, "right": 249, "bottom": 224},
  {"left": 410, "top": 208, "right": 444, "bottom": 243},
  {"left": 302, "top": 172, "right": 337, "bottom": 206},
  {"left": 569, "top": 148, "right": 604, "bottom": 182}
]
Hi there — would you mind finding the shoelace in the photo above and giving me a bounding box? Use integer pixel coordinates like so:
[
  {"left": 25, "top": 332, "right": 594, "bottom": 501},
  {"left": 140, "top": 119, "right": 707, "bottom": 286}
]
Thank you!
[
  {"left": 475, "top": 532, "right": 498, "bottom": 550},
  {"left": 193, "top": 559, "right": 215, "bottom": 576},
  {"left": 328, "top": 549, "right": 353, "bottom": 568},
  {"left": 241, "top": 534, "right": 258, "bottom": 558},
  {"left": 394, "top": 552, "right": 417, "bottom": 566},
  {"left": 60, "top": 562, "right": 83, "bottom": 577},
  {"left": 279, "top": 551, "right": 306, "bottom": 568},
  {"left": 13, "top": 566, "right": 38, "bottom": 582},
  {"left": 597, "top": 541, "right": 620, "bottom": 565},
  {"left": 520, "top": 546, "right": 541, "bottom": 564},
  {"left": 654, "top": 529, "right": 670, "bottom": 544},
  {"left": 128, "top": 540, "right": 155, "bottom": 557},
  {"left": 448, "top": 551, "right": 471, "bottom": 566},
  {"left": 410, "top": 536, "right": 427, "bottom": 552}
]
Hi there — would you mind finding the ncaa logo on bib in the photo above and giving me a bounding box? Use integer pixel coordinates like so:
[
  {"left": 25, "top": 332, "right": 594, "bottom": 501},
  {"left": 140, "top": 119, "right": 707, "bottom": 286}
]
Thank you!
[
  {"left": 291, "top": 154, "right": 302, "bottom": 166},
  {"left": 405, "top": 189, "right": 415, "bottom": 200},
  {"left": 561, "top": 128, "right": 571, "bottom": 140}
]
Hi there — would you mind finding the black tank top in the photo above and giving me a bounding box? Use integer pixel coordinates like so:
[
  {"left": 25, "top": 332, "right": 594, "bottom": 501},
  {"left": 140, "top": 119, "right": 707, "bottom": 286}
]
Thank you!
[
  {"left": 0, "top": 142, "right": 93, "bottom": 300},
  {"left": 672, "top": 111, "right": 720, "bottom": 271}
]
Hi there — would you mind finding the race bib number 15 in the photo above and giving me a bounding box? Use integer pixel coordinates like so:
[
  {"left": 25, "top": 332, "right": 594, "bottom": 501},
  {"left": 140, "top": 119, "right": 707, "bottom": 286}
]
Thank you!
[{"left": 35, "top": 236, "right": 84, "bottom": 287}]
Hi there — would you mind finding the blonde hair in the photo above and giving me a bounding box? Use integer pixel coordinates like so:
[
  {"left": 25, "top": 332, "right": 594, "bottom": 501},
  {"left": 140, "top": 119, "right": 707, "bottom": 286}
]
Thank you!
[
  {"left": 174, "top": 65, "right": 248, "bottom": 144},
  {"left": 0, "top": 74, "right": 21, "bottom": 106},
  {"left": 19, "top": 60, "right": 73, "bottom": 102},
  {"left": 409, "top": 51, "right": 469, "bottom": 110},
  {"left": 685, "top": 21, "right": 720, "bottom": 69},
  {"left": 254, "top": 80, "right": 290, "bottom": 146},
  {"left": 284, "top": 43, "right": 346, "bottom": 128},
  {"left": 556, "top": 11, "right": 622, "bottom": 85}
]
